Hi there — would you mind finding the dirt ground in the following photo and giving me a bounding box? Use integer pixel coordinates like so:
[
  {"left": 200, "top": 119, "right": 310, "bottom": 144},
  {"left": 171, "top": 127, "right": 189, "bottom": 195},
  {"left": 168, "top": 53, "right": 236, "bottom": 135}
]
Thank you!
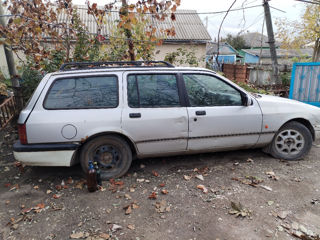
[{"left": 0, "top": 126, "right": 320, "bottom": 240}]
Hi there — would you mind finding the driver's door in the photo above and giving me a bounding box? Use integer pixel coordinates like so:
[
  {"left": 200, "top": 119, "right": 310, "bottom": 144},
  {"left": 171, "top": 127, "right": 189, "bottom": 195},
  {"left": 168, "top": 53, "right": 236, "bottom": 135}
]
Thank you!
[{"left": 183, "top": 73, "right": 263, "bottom": 151}]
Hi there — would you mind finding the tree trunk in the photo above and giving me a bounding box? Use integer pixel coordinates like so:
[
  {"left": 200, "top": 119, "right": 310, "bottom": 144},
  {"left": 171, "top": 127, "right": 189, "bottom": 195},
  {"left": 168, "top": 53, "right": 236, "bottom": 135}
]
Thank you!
[
  {"left": 0, "top": 4, "right": 19, "bottom": 87},
  {"left": 121, "top": 0, "right": 135, "bottom": 61},
  {"left": 312, "top": 38, "right": 320, "bottom": 62}
]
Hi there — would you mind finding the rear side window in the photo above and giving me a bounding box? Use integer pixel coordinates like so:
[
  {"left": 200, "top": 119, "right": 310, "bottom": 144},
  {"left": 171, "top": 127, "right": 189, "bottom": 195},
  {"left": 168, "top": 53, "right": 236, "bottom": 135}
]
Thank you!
[
  {"left": 44, "top": 76, "right": 118, "bottom": 109},
  {"left": 127, "top": 74, "right": 180, "bottom": 108}
]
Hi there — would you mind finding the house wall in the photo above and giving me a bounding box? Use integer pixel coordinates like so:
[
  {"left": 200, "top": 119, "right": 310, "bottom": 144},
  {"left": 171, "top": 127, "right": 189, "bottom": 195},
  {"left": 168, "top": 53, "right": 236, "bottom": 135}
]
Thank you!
[
  {"left": 0, "top": 42, "right": 207, "bottom": 76},
  {"left": 154, "top": 43, "right": 207, "bottom": 67}
]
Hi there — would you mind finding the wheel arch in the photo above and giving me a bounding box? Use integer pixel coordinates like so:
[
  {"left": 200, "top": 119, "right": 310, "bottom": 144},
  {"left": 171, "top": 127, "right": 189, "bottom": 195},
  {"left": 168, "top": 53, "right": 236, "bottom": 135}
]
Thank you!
[
  {"left": 281, "top": 118, "right": 315, "bottom": 141},
  {"left": 79, "top": 131, "right": 138, "bottom": 157}
]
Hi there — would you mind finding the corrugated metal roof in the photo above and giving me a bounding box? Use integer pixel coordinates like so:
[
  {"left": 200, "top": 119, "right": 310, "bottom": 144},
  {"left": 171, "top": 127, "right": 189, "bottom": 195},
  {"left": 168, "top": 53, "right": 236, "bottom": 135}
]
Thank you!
[
  {"left": 57, "top": 6, "right": 211, "bottom": 41},
  {"left": 242, "top": 48, "right": 314, "bottom": 58},
  {"left": 207, "top": 42, "right": 238, "bottom": 55}
]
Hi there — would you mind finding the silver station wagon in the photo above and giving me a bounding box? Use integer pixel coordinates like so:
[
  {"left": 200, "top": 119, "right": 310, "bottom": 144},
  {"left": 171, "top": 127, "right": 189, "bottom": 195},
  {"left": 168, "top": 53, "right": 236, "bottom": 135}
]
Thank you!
[{"left": 13, "top": 61, "right": 320, "bottom": 179}]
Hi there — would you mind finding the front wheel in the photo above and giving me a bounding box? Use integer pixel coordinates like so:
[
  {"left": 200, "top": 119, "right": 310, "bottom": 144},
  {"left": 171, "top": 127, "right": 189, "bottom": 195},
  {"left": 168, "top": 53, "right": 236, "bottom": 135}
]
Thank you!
[
  {"left": 270, "top": 121, "right": 313, "bottom": 160},
  {"left": 80, "top": 135, "right": 132, "bottom": 180}
]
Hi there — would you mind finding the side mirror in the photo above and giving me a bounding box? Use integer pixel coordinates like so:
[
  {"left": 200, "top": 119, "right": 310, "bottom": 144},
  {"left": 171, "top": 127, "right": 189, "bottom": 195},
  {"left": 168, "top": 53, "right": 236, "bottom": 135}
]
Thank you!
[{"left": 243, "top": 94, "right": 252, "bottom": 106}]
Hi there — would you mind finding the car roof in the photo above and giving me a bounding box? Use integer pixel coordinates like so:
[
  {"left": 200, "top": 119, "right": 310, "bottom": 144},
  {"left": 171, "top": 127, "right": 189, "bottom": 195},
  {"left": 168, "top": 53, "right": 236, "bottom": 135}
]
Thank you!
[{"left": 50, "top": 67, "right": 216, "bottom": 77}]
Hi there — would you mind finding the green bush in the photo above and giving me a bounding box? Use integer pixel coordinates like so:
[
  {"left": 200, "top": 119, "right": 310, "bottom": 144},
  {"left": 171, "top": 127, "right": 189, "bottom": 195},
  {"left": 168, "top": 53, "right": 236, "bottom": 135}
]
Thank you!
[{"left": 20, "top": 64, "right": 42, "bottom": 103}]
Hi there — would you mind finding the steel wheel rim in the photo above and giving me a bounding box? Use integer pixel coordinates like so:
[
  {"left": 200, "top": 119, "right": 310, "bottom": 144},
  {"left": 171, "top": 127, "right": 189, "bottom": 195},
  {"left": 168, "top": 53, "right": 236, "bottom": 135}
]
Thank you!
[
  {"left": 275, "top": 129, "right": 305, "bottom": 156},
  {"left": 91, "top": 145, "right": 122, "bottom": 172}
]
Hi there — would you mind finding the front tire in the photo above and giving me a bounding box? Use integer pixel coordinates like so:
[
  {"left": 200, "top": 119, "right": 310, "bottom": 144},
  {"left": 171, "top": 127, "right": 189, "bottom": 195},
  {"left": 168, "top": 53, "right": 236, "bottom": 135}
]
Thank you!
[
  {"left": 80, "top": 135, "right": 132, "bottom": 180},
  {"left": 270, "top": 121, "right": 312, "bottom": 160}
]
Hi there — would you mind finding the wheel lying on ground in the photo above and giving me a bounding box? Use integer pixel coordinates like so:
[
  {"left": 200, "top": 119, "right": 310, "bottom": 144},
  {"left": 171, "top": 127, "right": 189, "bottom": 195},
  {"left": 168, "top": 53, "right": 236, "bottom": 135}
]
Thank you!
[
  {"left": 269, "top": 121, "right": 313, "bottom": 160},
  {"left": 80, "top": 135, "right": 132, "bottom": 180}
]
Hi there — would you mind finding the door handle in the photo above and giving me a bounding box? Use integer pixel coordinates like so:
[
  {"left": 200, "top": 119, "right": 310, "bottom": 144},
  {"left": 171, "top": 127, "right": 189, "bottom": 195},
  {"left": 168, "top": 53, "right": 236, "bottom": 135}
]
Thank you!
[
  {"left": 129, "top": 113, "right": 141, "bottom": 118},
  {"left": 195, "top": 111, "right": 206, "bottom": 116}
]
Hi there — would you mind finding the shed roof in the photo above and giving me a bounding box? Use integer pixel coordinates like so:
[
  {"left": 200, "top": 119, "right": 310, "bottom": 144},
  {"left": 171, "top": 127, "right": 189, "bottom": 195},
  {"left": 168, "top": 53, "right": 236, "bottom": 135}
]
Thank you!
[
  {"left": 241, "top": 48, "right": 314, "bottom": 58},
  {"left": 241, "top": 32, "right": 280, "bottom": 48},
  {"left": 57, "top": 6, "right": 211, "bottom": 42},
  {"left": 206, "top": 42, "right": 238, "bottom": 55}
]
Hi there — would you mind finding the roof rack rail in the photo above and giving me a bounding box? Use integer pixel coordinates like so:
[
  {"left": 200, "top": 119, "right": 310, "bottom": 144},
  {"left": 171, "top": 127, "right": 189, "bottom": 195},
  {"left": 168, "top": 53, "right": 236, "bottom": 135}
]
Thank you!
[{"left": 59, "top": 61, "right": 174, "bottom": 71}]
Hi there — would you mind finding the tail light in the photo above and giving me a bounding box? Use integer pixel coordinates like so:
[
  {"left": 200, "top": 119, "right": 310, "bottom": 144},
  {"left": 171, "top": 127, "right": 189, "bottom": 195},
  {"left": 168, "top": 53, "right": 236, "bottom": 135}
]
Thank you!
[{"left": 18, "top": 124, "right": 28, "bottom": 144}]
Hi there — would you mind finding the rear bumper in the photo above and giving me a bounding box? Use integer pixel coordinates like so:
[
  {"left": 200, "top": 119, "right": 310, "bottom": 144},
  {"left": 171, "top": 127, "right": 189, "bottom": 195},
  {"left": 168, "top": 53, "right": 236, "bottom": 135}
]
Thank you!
[{"left": 13, "top": 141, "right": 79, "bottom": 166}]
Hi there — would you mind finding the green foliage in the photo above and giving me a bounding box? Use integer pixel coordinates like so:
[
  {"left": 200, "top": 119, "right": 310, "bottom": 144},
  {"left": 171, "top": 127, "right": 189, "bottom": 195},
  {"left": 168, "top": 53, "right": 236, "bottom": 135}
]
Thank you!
[
  {"left": 20, "top": 63, "right": 43, "bottom": 102},
  {"left": 291, "top": 54, "right": 312, "bottom": 63},
  {"left": 164, "top": 47, "right": 199, "bottom": 66},
  {"left": 280, "top": 72, "right": 291, "bottom": 87},
  {"left": 235, "top": 81, "right": 269, "bottom": 95},
  {"left": 222, "top": 34, "right": 248, "bottom": 50}
]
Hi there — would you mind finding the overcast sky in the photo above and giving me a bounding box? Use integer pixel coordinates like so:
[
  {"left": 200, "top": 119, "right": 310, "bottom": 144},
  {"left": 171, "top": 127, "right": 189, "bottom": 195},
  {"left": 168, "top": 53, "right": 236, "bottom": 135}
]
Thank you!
[{"left": 72, "top": 0, "right": 306, "bottom": 39}]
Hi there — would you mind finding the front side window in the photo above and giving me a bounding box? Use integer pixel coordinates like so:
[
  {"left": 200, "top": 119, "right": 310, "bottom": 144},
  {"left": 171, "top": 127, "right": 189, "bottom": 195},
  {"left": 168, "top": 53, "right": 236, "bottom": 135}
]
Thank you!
[
  {"left": 44, "top": 76, "right": 118, "bottom": 109},
  {"left": 183, "top": 74, "right": 242, "bottom": 107},
  {"left": 127, "top": 74, "right": 180, "bottom": 108}
]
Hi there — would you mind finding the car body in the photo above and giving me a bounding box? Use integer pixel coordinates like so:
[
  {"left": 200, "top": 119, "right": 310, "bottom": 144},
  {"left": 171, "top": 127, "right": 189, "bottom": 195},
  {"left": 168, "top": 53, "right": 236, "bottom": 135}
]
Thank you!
[{"left": 13, "top": 61, "right": 320, "bottom": 179}]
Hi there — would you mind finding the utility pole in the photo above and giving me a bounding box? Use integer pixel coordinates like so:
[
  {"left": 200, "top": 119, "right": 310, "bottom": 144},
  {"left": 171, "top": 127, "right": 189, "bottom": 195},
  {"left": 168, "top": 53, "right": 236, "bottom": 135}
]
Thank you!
[
  {"left": 0, "top": 3, "right": 19, "bottom": 87},
  {"left": 263, "top": 0, "right": 280, "bottom": 85},
  {"left": 205, "top": 16, "right": 208, "bottom": 29}
]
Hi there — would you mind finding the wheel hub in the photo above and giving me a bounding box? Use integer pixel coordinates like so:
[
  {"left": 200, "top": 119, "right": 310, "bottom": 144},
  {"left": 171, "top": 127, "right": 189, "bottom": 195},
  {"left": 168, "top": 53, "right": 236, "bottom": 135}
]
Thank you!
[
  {"left": 275, "top": 129, "right": 305, "bottom": 156},
  {"left": 93, "top": 145, "right": 120, "bottom": 169}
]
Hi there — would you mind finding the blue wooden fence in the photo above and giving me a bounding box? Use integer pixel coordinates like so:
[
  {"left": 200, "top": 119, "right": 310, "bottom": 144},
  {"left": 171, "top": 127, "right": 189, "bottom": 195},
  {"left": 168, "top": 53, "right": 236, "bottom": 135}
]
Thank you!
[{"left": 289, "top": 62, "right": 320, "bottom": 107}]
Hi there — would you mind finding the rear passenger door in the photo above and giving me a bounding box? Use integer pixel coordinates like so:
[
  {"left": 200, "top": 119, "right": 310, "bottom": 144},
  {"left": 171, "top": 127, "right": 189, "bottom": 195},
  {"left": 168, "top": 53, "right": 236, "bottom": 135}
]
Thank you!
[{"left": 121, "top": 72, "right": 188, "bottom": 155}]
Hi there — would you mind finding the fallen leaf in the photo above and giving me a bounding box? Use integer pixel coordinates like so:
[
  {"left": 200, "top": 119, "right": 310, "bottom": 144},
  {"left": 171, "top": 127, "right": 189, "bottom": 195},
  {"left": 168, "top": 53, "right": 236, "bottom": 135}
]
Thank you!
[
  {"left": 267, "top": 201, "right": 274, "bottom": 206},
  {"left": 247, "top": 158, "right": 254, "bottom": 162},
  {"left": 53, "top": 194, "right": 61, "bottom": 199},
  {"left": 159, "top": 183, "right": 166, "bottom": 187},
  {"left": 140, "top": 164, "right": 146, "bottom": 169},
  {"left": 111, "top": 224, "right": 122, "bottom": 232},
  {"left": 9, "top": 184, "right": 19, "bottom": 191},
  {"left": 11, "top": 224, "right": 19, "bottom": 230},
  {"left": 129, "top": 187, "right": 135, "bottom": 192},
  {"left": 197, "top": 184, "right": 208, "bottom": 194},
  {"left": 4, "top": 183, "right": 11, "bottom": 188},
  {"left": 5, "top": 200, "right": 10, "bottom": 205},
  {"left": 277, "top": 211, "right": 289, "bottom": 219},
  {"left": 229, "top": 201, "right": 252, "bottom": 218},
  {"left": 161, "top": 189, "right": 168, "bottom": 195},
  {"left": 148, "top": 192, "right": 157, "bottom": 199},
  {"left": 66, "top": 177, "right": 73, "bottom": 184},
  {"left": 46, "top": 190, "right": 52, "bottom": 194},
  {"left": 155, "top": 200, "right": 170, "bottom": 213},
  {"left": 127, "top": 224, "right": 135, "bottom": 230},
  {"left": 124, "top": 194, "right": 132, "bottom": 200},
  {"left": 70, "top": 232, "right": 84, "bottom": 239},
  {"left": 99, "top": 233, "right": 110, "bottom": 239},
  {"left": 55, "top": 185, "right": 62, "bottom": 191},
  {"left": 125, "top": 205, "right": 132, "bottom": 215},
  {"left": 184, "top": 175, "right": 192, "bottom": 181},
  {"left": 20, "top": 204, "right": 25, "bottom": 209},
  {"left": 260, "top": 185, "right": 272, "bottom": 191},
  {"left": 33, "top": 185, "right": 39, "bottom": 190},
  {"left": 132, "top": 203, "right": 139, "bottom": 209},
  {"left": 37, "top": 203, "right": 45, "bottom": 209},
  {"left": 266, "top": 171, "right": 279, "bottom": 181},
  {"left": 152, "top": 170, "right": 159, "bottom": 177},
  {"left": 74, "top": 180, "right": 86, "bottom": 189},
  {"left": 115, "top": 181, "right": 124, "bottom": 186},
  {"left": 195, "top": 174, "right": 204, "bottom": 181},
  {"left": 137, "top": 179, "right": 145, "bottom": 183}
]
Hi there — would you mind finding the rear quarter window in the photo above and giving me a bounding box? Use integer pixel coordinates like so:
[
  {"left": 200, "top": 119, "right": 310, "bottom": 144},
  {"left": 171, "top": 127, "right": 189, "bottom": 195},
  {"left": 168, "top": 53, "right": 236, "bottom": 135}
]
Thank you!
[{"left": 44, "top": 75, "right": 118, "bottom": 109}]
